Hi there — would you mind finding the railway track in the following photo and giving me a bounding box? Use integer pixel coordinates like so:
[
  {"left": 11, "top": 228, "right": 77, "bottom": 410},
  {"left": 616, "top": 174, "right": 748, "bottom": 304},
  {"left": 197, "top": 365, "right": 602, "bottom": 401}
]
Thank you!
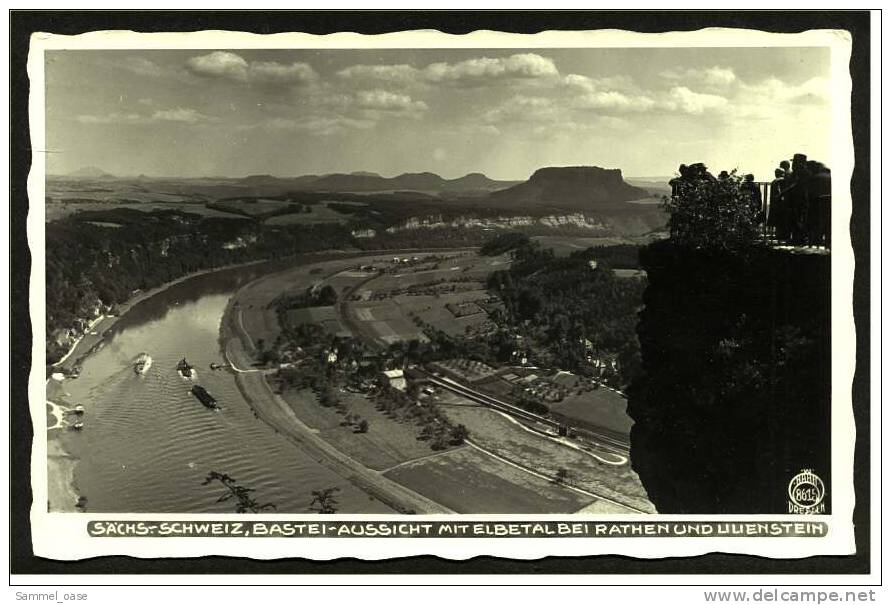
[{"left": 421, "top": 371, "right": 631, "bottom": 454}]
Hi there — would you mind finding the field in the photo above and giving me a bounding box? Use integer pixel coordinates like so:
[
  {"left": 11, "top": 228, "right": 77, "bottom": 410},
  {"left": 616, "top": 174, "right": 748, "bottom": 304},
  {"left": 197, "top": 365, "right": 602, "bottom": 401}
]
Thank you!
[
  {"left": 549, "top": 385, "right": 634, "bottom": 437},
  {"left": 438, "top": 396, "right": 655, "bottom": 512},
  {"left": 210, "top": 198, "right": 298, "bottom": 217},
  {"left": 280, "top": 389, "right": 452, "bottom": 471},
  {"left": 264, "top": 203, "right": 353, "bottom": 225},
  {"left": 45, "top": 178, "right": 247, "bottom": 221},
  {"left": 230, "top": 252, "right": 466, "bottom": 353},
  {"left": 532, "top": 235, "right": 634, "bottom": 256},
  {"left": 285, "top": 306, "right": 350, "bottom": 337},
  {"left": 343, "top": 252, "right": 509, "bottom": 342},
  {"left": 349, "top": 301, "right": 428, "bottom": 344},
  {"left": 383, "top": 446, "right": 594, "bottom": 513},
  {"left": 45, "top": 199, "right": 248, "bottom": 222}
]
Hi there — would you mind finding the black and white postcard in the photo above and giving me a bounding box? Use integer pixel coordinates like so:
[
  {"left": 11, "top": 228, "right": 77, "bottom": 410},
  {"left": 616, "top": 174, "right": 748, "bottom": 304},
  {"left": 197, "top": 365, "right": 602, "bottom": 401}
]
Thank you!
[{"left": 24, "top": 25, "right": 861, "bottom": 562}]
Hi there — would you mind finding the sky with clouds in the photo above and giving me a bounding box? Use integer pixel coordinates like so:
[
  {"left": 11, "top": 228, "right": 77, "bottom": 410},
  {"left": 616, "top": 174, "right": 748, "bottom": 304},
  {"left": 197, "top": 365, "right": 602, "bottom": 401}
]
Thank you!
[{"left": 44, "top": 47, "right": 831, "bottom": 180}]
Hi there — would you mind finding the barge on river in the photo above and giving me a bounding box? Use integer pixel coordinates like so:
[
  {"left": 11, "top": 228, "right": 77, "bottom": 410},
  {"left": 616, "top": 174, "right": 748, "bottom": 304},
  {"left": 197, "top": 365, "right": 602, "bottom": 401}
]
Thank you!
[{"left": 190, "top": 385, "right": 220, "bottom": 410}]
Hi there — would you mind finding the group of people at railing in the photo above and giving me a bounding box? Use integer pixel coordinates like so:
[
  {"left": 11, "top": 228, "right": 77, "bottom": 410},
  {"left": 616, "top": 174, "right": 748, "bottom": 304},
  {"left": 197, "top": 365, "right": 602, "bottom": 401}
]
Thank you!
[
  {"left": 765, "top": 154, "right": 831, "bottom": 248},
  {"left": 668, "top": 153, "right": 831, "bottom": 249}
]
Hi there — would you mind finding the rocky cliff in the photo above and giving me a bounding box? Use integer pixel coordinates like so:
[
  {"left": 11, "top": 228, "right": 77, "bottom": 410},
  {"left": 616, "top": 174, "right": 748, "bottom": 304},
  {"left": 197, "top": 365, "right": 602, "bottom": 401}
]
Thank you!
[{"left": 627, "top": 240, "right": 832, "bottom": 513}]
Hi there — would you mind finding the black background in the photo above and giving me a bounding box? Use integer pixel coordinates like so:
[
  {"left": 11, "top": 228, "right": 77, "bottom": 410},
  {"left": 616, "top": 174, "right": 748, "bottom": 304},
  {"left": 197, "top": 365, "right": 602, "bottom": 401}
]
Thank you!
[{"left": 9, "top": 10, "right": 872, "bottom": 578}]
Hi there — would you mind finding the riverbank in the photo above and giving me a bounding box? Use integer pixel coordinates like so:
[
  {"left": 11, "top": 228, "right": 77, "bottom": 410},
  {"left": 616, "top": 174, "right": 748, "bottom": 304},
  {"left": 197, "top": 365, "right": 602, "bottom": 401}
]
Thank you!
[
  {"left": 47, "top": 433, "right": 79, "bottom": 512},
  {"left": 51, "top": 259, "right": 270, "bottom": 372}
]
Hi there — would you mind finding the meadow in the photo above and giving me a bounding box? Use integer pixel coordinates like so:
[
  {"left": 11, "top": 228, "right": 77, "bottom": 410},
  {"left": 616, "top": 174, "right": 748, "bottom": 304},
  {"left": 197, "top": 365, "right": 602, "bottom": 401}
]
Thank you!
[
  {"left": 438, "top": 396, "right": 655, "bottom": 513},
  {"left": 383, "top": 446, "right": 593, "bottom": 513}
]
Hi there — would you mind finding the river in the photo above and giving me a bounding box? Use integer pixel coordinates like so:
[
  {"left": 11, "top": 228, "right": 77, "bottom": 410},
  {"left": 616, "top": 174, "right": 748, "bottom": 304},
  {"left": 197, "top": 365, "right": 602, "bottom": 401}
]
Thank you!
[{"left": 50, "top": 260, "right": 394, "bottom": 513}]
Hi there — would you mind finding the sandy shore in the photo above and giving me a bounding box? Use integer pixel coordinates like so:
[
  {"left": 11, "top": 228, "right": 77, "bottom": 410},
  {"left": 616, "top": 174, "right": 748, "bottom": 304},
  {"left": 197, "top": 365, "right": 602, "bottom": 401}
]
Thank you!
[{"left": 47, "top": 435, "right": 79, "bottom": 512}]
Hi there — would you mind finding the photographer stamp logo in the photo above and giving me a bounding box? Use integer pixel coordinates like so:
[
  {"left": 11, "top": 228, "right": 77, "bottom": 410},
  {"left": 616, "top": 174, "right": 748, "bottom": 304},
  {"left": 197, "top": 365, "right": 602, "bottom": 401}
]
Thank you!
[{"left": 788, "top": 469, "right": 826, "bottom": 514}]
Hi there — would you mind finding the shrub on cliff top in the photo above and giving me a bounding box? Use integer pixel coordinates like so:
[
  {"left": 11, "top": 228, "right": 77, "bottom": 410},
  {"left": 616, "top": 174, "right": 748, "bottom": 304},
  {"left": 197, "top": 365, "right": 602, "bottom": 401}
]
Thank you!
[{"left": 662, "top": 171, "right": 760, "bottom": 250}]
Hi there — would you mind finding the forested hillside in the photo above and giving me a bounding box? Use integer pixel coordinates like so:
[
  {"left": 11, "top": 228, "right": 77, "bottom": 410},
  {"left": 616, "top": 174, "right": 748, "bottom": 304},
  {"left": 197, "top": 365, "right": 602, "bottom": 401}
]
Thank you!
[
  {"left": 45, "top": 209, "right": 353, "bottom": 362},
  {"left": 486, "top": 236, "right": 644, "bottom": 384}
]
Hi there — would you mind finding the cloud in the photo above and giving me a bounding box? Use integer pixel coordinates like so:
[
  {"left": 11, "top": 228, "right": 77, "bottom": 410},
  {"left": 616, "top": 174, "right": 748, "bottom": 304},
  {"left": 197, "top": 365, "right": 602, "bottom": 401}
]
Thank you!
[
  {"left": 563, "top": 73, "right": 735, "bottom": 115},
  {"left": 336, "top": 53, "right": 558, "bottom": 87},
  {"left": 354, "top": 90, "right": 428, "bottom": 113},
  {"left": 75, "top": 107, "right": 214, "bottom": 125},
  {"left": 741, "top": 76, "right": 830, "bottom": 105},
  {"left": 76, "top": 112, "right": 143, "bottom": 125},
  {"left": 788, "top": 77, "right": 831, "bottom": 103},
  {"left": 482, "top": 95, "right": 561, "bottom": 125},
  {"left": 457, "top": 123, "right": 501, "bottom": 137},
  {"left": 121, "top": 57, "right": 163, "bottom": 77},
  {"left": 732, "top": 76, "right": 830, "bottom": 120},
  {"left": 425, "top": 53, "right": 558, "bottom": 84},
  {"left": 661, "top": 66, "right": 737, "bottom": 88},
  {"left": 336, "top": 63, "right": 419, "bottom": 83},
  {"left": 185, "top": 51, "right": 318, "bottom": 86},
  {"left": 573, "top": 91, "right": 656, "bottom": 112},
  {"left": 186, "top": 51, "right": 249, "bottom": 80},
  {"left": 661, "top": 86, "right": 729, "bottom": 114},
  {"left": 308, "top": 89, "right": 428, "bottom": 122},
  {"left": 563, "top": 73, "right": 638, "bottom": 94},
  {"left": 478, "top": 94, "right": 632, "bottom": 142},
  {"left": 253, "top": 116, "right": 376, "bottom": 136},
  {"left": 151, "top": 107, "right": 214, "bottom": 123},
  {"left": 250, "top": 60, "right": 318, "bottom": 85}
]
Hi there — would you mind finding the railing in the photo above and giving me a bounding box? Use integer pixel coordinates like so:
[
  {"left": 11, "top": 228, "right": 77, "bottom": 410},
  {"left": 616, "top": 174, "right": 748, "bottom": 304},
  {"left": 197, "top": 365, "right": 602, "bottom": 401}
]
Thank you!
[{"left": 753, "top": 181, "right": 829, "bottom": 249}]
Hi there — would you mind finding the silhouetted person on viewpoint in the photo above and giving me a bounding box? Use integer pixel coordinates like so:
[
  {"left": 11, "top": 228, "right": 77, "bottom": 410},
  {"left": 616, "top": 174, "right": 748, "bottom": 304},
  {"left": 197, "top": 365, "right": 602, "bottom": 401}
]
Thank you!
[
  {"left": 806, "top": 161, "right": 832, "bottom": 248},
  {"left": 670, "top": 164, "right": 689, "bottom": 198},
  {"left": 779, "top": 160, "right": 791, "bottom": 179},
  {"left": 741, "top": 174, "right": 763, "bottom": 222},
  {"left": 786, "top": 153, "right": 812, "bottom": 245},
  {"left": 768, "top": 168, "right": 789, "bottom": 242},
  {"left": 689, "top": 162, "right": 716, "bottom": 182}
]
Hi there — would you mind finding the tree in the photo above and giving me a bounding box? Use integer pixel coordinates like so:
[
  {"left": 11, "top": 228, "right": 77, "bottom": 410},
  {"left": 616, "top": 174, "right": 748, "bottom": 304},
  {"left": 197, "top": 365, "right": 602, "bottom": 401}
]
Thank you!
[
  {"left": 309, "top": 486, "right": 340, "bottom": 514},
  {"left": 319, "top": 385, "right": 339, "bottom": 407},
  {"left": 202, "top": 471, "right": 276, "bottom": 513},
  {"left": 431, "top": 426, "right": 449, "bottom": 451},
  {"left": 449, "top": 423, "right": 469, "bottom": 445},
  {"left": 554, "top": 468, "right": 570, "bottom": 485},
  {"left": 356, "top": 418, "right": 369, "bottom": 433}
]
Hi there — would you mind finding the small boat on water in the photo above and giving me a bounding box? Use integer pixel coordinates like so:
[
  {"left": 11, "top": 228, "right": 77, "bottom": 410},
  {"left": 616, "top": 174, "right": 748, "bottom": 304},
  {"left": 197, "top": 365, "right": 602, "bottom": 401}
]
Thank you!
[
  {"left": 134, "top": 353, "right": 152, "bottom": 375},
  {"left": 72, "top": 405, "right": 85, "bottom": 415},
  {"left": 177, "top": 358, "right": 197, "bottom": 380},
  {"left": 209, "top": 362, "right": 225, "bottom": 371},
  {"left": 71, "top": 421, "right": 84, "bottom": 431},
  {"left": 190, "top": 385, "right": 220, "bottom": 410}
]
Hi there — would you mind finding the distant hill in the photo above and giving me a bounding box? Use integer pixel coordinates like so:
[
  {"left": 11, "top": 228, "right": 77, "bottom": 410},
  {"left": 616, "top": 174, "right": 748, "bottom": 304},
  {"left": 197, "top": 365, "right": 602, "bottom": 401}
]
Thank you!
[
  {"left": 489, "top": 166, "right": 649, "bottom": 209},
  {"left": 285, "top": 171, "right": 519, "bottom": 194},
  {"left": 240, "top": 174, "right": 320, "bottom": 187},
  {"left": 67, "top": 166, "right": 114, "bottom": 179},
  {"left": 442, "top": 172, "right": 521, "bottom": 192},
  {"left": 625, "top": 176, "right": 673, "bottom": 195}
]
